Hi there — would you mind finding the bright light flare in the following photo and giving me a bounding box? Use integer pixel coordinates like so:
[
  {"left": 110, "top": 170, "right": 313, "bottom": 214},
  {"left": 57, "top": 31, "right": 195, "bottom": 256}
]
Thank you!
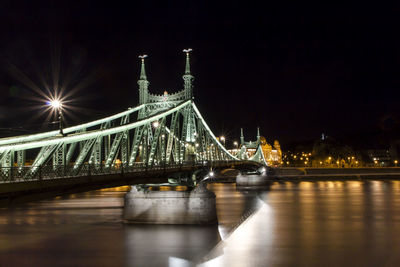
[{"left": 48, "top": 99, "right": 62, "bottom": 109}]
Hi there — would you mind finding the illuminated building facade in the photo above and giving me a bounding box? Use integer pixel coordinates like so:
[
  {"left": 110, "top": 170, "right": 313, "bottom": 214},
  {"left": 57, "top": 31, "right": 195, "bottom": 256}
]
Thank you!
[{"left": 232, "top": 128, "right": 282, "bottom": 166}]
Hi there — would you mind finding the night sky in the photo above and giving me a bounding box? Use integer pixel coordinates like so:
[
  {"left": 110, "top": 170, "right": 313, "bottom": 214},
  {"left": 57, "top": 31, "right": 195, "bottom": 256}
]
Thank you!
[{"left": 1, "top": 2, "right": 400, "bottom": 147}]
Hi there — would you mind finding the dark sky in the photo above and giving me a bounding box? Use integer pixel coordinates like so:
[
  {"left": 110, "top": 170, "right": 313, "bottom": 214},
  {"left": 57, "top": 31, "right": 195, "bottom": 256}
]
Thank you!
[{"left": 0, "top": 1, "right": 400, "bottom": 147}]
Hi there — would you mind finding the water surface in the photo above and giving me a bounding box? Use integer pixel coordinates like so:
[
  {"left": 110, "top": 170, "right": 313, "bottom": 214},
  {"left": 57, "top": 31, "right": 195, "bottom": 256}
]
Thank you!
[{"left": 1, "top": 180, "right": 400, "bottom": 266}]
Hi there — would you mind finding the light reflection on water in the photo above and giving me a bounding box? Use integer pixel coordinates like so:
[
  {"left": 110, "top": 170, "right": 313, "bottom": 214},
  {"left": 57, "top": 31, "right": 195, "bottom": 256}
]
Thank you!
[{"left": 0, "top": 181, "right": 400, "bottom": 266}]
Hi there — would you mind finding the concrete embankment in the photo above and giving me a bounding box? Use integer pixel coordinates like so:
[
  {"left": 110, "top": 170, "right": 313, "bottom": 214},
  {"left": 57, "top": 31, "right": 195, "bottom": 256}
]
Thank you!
[{"left": 268, "top": 167, "right": 400, "bottom": 180}]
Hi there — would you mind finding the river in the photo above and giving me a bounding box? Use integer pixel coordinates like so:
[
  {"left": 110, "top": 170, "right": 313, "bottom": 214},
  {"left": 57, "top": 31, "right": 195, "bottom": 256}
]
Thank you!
[{"left": 1, "top": 180, "right": 400, "bottom": 266}]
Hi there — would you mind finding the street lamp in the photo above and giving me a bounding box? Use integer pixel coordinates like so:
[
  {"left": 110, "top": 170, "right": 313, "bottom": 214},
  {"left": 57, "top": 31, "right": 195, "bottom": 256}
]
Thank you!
[
  {"left": 220, "top": 136, "right": 225, "bottom": 147},
  {"left": 233, "top": 141, "right": 238, "bottom": 148},
  {"left": 48, "top": 99, "right": 64, "bottom": 136}
]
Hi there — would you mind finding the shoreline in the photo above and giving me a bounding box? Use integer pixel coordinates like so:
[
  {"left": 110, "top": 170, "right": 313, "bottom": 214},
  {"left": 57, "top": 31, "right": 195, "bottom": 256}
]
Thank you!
[{"left": 212, "top": 167, "right": 400, "bottom": 182}]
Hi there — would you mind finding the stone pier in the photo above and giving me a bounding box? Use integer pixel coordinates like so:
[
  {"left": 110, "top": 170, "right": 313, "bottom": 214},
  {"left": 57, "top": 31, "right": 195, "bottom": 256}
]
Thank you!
[
  {"left": 236, "top": 173, "right": 269, "bottom": 187},
  {"left": 123, "top": 183, "right": 217, "bottom": 224}
]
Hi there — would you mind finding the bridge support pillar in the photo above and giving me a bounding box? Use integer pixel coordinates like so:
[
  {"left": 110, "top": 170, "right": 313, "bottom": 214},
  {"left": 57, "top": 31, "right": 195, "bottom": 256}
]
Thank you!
[
  {"left": 236, "top": 172, "right": 269, "bottom": 187},
  {"left": 123, "top": 183, "right": 217, "bottom": 224}
]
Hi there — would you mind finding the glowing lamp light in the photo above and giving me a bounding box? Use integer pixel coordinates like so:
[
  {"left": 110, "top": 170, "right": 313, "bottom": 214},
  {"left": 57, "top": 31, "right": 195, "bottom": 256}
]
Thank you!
[
  {"left": 48, "top": 99, "right": 62, "bottom": 109},
  {"left": 209, "top": 171, "right": 215, "bottom": 177},
  {"left": 152, "top": 121, "right": 160, "bottom": 128}
]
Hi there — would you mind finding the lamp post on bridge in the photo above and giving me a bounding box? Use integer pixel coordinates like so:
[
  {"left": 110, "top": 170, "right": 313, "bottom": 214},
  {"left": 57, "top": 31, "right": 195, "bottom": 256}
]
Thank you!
[
  {"left": 48, "top": 99, "right": 65, "bottom": 136},
  {"left": 219, "top": 136, "right": 226, "bottom": 147}
]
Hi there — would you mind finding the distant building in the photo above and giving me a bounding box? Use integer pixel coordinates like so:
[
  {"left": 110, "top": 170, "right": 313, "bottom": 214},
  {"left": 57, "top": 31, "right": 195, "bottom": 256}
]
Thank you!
[
  {"left": 390, "top": 140, "right": 400, "bottom": 162},
  {"left": 367, "top": 149, "right": 391, "bottom": 166},
  {"left": 260, "top": 137, "right": 282, "bottom": 165},
  {"left": 232, "top": 128, "right": 282, "bottom": 166}
]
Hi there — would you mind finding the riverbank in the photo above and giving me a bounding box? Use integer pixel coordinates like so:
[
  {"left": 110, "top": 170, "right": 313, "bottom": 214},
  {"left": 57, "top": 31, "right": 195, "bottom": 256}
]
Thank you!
[
  {"left": 268, "top": 167, "right": 400, "bottom": 180},
  {"left": 211, "top": 167, "right": 400, "bottom": 182}
]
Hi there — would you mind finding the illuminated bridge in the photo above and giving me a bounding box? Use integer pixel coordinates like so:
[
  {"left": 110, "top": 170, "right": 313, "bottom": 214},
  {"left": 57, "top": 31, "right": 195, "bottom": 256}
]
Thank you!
[{"left": 0, "top": 50, "right": 266, "bottom": 205}]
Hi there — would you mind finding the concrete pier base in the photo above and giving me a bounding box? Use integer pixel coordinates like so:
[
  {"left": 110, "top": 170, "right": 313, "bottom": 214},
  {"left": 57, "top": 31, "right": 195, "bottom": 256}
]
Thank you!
[
  {"left": 236, "top": 173, "right": 269, "bottom": 187},
  {"left": 123, "top": 183, "right": 217, "bottom": 224}
]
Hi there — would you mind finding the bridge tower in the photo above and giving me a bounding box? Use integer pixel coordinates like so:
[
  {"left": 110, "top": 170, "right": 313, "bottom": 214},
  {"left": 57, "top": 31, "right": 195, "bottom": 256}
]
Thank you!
[
  {"left": 182, "top": 48, "right": 194, "bottom": 100},
  {"left": 138, "top": 55, "right": 149, "bottom": 105},
  {"left": 237, "top": 128, "right": 263, "bottom": 161}
]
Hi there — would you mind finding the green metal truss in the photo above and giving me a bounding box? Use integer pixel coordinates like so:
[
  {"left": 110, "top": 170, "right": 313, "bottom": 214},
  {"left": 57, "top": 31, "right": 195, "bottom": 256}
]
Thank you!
[{"left": 0, "top": 50, "right": 267, "bottom": 182}]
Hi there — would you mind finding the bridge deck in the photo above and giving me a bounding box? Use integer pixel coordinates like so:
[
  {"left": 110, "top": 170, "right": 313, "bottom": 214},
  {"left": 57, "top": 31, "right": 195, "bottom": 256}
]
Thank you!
[{"left": 0, "top": 161, "right": 260, "bottom": 207}]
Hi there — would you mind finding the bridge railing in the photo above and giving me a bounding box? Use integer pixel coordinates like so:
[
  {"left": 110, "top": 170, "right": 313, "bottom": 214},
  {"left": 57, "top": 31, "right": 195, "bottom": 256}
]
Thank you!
[{"left": 0, "top": 160, "right": 247, "bottom": 184}]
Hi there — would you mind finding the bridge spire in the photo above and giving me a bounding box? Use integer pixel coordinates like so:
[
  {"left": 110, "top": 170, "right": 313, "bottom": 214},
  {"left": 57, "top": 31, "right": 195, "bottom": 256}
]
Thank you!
[
  {"left": 138, "top": 55, "right": 149, "bottom": 105},
  {"left": 257, "top": 127, "right": 261, "bottom": 142},
  {"left": 240, "top": 128, "right": 244, "bottom": 145},
  {"left": 139, "top": 55, "right": 147, "bottom": 80},
  {"left": 182, "top": 48, "right": 194, "bottom": 99}
]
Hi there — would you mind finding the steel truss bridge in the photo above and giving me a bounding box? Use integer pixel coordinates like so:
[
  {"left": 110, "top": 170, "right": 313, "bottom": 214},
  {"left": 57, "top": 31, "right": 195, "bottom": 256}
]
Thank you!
[{"left": 0, "top": 50, "right": 266, "bottom": 204}]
